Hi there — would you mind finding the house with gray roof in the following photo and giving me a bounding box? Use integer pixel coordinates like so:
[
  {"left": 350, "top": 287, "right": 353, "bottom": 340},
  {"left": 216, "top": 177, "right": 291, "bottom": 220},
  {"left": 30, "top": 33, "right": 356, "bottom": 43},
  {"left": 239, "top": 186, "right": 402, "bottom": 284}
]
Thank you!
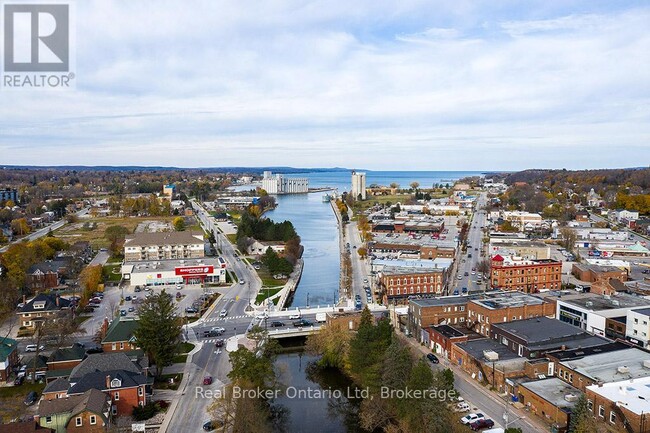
[{"left": 37, "top": 388, "right": 111, "bottom": 433}]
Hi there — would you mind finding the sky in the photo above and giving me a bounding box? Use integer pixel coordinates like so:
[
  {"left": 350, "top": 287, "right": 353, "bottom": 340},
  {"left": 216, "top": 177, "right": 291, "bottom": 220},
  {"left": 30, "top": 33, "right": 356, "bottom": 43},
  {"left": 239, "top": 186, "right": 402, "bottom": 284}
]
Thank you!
[{"left": 1, "top": 0, "right": 649, "bottom": 171}]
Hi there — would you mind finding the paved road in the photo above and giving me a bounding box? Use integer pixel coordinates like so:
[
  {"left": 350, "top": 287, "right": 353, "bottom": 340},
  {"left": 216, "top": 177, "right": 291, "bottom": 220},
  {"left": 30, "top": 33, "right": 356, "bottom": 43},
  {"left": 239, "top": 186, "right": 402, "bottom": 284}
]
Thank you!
[
  {"left": 0, "top": 207, "right": 89, "bottom": 252},
  {"left": 451, "top": 192, "right": 489, "bottom": 294}
]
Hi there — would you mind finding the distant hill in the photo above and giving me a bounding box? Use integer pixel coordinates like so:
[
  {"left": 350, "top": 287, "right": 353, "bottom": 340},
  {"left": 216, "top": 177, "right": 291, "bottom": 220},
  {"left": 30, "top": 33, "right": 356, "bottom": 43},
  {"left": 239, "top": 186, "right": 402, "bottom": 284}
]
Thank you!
[
  {"left": 0, "top": 165, "right": 352, "bottom": 174},
  {"left": 503, "top": 167, "right": 650, "bottom": 190}
]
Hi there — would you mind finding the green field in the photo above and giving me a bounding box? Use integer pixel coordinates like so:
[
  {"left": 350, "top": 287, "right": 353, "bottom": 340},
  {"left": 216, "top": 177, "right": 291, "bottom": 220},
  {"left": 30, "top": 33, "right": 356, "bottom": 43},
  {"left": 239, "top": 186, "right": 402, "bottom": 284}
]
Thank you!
[{"left": 102, "top": 263, "right": 122, "bottom": 282}]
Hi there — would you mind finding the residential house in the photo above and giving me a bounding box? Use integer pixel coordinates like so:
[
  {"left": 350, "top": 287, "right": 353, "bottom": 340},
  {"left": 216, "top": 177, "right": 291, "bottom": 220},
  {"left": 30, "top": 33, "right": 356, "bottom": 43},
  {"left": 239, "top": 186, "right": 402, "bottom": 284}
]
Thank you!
[
  {"left": 47, "top": 343, "right": 87, "bottom": 374},
  {"left": 18, "top": 293, "right": 72, "bottom": 331},
  {"left": 37, "top": 388, "right": 111, "bottom": 433},
  {"left": 101, "top": 319, "right": 139, "bottom": 353},
  {"left": 247, "top": 240, "right": 286, "bottom": 256},
  {"left": 0, "top": 337, "right": 18, "bottom": 382},
  {"left": 42, "top": 353, "right": 149, "bottom": 416},
  {"left": 26, "top": 258, "right": 72, "bottom": 291}
]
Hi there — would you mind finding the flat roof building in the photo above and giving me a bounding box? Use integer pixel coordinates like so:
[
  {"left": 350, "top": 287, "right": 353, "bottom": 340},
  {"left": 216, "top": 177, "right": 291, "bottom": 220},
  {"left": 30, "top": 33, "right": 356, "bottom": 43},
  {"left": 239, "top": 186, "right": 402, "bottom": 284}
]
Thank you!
[{"left": 124, "top": 231, "right": 204, "bottom": 261}]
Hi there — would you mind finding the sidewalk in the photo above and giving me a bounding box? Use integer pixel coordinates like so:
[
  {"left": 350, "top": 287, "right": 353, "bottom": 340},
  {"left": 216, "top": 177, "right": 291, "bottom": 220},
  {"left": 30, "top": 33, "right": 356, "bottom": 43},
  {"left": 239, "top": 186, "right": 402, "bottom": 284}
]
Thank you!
[{"left": 399, "top": 333, "right": 549, "bottom": 433}]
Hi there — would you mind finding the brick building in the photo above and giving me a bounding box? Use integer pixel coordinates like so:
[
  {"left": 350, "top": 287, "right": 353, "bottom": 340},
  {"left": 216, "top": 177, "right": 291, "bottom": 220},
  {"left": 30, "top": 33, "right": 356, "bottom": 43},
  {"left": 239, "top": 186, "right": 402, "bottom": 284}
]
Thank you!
[
  {"left": 586, "top": 376, "right": 650, "bottom": 433},
  {"left": 18, "top": 293, "right": 72, "bottom": 331},
  {"left": 571, "top": 263, "right": 628, "bottom": 284},
  {"left": 466, "top": 292, "right": 555, "bottom": 337},
  {"left": 517, "top": 378, "right": 581, "bottom": 429},
  {"left": 47, "top": 344, "right": 86, "bottom": 371},
  {"left": 490, "top": 255, "right": 562, "bottom": 292},
  {"left": 408, "top": 297, "right": 472, "bottom": 342},
  {"left": 489, "top": 317, "right": 609, "bottom": 359},
  {"left": 101, "top": 319, "right": 139, "bottom": 353},
  {"left": 425, "top": 325, "right": 468, "bottom": 359},
  {"left": 26, "top": 258, "right": 72, "bottom": 291},
  {"left": 379, "top": 268, "right": 447, "bottom": 304}
]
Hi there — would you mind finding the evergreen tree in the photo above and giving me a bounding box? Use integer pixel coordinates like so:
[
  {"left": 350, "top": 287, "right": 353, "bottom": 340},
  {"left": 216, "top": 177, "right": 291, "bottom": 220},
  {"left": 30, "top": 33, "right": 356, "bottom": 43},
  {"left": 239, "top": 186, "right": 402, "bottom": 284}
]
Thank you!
[{"left": 133, "top": 291, "right": 182, "bottom": 377}]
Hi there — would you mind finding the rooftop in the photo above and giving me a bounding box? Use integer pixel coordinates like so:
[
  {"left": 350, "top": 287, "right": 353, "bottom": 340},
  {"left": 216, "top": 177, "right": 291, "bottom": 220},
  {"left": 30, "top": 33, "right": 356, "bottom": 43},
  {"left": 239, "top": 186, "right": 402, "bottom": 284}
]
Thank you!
[
  {"left": 560, "top": 348, "right": 650, "bottom": 384},
  {"left": 546, "top": 341, "right": 632, "bottom": 361},
  {"left": 471, "top": 292, "right": 546, "bottom": 310},
  {"left": 372, "top": 258, "right": 453, "bottom": 270},
  {"left": 48, "top": 343, "right": 86, "bottom": 364},
  {"left": 39, "top": 388, "right": 108, "bottom": 418},
  {"left": 586, "top": 376, "right": 650, "bottom": 415},
  {"left": 0, "top": 337, "right": 17, "bottom": 361},
  {"left": 429, "top": 324, "right": 466, "bottom": 339},
  {"left": 70, "top": 352, "right": 141, "bottom": 381},
  {"left": 410, "top": 295, "right": 478, "bottom": 308},
  {"left": 19, "top": 293, "right": 71, "bottom": 314},
  {"left": 370, "top": 234, "right": 457, "bottom": 249},
  {"left": 122, "top": 256, "right": 223, "bottom": 274},
  {"left": 558, "top": 293, "right": 650, "bottom": 312},
  {"left": 454, "top": 338, "right": 525, "bottom": 364},
  {"left": 124, "top": 231, "right": 203, "bottom": 247},
  {"left": 519, "top": 378, "right": 581, "bottom": 412},
  {"left": 102, "top": 318, "right": 138, "bottom": 344}
]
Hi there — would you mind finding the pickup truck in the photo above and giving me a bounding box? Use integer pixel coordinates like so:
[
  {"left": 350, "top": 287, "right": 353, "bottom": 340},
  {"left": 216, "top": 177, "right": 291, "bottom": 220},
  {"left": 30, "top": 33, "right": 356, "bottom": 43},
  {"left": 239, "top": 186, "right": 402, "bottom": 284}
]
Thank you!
[{"left": 315, "top": 312, "right": 326, "bottom": 323}]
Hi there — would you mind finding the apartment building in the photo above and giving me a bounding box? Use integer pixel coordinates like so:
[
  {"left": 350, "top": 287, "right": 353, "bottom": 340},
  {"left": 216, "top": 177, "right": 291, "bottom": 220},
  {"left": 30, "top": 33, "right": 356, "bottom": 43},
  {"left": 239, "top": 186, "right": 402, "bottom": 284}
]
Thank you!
[
  {"left": 351, "top": 171, "right": 366, "bottom": 200},
  {"left": 626, "top": 308, "right": 650, "bottom": 348},
  {"left": 379, "top": 267, "right": 447, "bottom": 304},
  {"left": 123, "top": 232, "right": 204, "bottom": 261}
]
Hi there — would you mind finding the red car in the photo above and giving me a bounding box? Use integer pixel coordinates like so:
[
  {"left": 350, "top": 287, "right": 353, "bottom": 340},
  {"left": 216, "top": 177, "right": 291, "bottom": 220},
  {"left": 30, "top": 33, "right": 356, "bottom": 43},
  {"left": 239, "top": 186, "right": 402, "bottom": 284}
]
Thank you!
[
  {"left": 203, "top": 376, "right": 213, "bottom": 385},
  {"left": 470, "top": 418, "right": 495, "bottom": 431}
]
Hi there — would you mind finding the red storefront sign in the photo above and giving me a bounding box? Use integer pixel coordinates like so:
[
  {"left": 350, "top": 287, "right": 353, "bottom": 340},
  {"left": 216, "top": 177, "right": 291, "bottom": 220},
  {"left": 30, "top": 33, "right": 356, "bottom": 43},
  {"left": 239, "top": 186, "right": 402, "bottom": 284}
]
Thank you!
[{"left": 175, "top": 266, "right": 214, "bottom": 276}]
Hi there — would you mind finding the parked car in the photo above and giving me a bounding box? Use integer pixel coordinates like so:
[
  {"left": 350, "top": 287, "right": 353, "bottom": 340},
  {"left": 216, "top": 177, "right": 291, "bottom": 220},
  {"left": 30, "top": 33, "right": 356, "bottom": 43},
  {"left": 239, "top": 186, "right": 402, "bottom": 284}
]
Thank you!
[
  {"left": 453, "top": 289, "right": 459, "bottom": 296},
  {"left": 124, "top": 296, "right": 131, "bottom": 301},
  {"left": 120, "top": 309, "right": 127, "bottom": 316},
  {"left": 470, "top": 418, "right": 495, "bottom": 431},
  {"left": 14, "top": 375, "right": 24, "bottom": 386},
  {"left": 134, "top": 286, "right": 142, "bottom": 292},
  {"left": 460, "top": 413, "right": 485, "bottom": 425},
  {"left": 24, "top": 391, "right": 38, "bottom": 406},
  {"left": 128, "top": 307, "right": 135, "bottom": 312},
  {"left": 203, "top": 376, "right": 213, "bottom": 385},
  {"left": 185, "top": 307, "right": 198, "bottom": 314},
  {"left": 454, "top": 402, "right": 470, "bottom": 412},
  {"left": 426, "top": 353, "right": 439, "bottom": 364},
  {"left": 25, "top": 344, "right": 44, "bottom": 352},
  {"left": 461, "top": 287, "right": 468, "bottom": 294},
  {"left": 239, "top": 280, "right": 245, "bottom": 285},
  {"left": 203, "top": 421, "right": 216, "bottom": 431},
  {"left": 288, "top": 312, "right": 301, "bottom": 320}
]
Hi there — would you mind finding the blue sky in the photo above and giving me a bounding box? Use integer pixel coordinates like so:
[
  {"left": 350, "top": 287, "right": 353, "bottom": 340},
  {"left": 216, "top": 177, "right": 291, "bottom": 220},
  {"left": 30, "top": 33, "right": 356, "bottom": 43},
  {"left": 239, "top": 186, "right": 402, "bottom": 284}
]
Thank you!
[{"left": 1, "top": 0, "right": 648, "bottom": 170}]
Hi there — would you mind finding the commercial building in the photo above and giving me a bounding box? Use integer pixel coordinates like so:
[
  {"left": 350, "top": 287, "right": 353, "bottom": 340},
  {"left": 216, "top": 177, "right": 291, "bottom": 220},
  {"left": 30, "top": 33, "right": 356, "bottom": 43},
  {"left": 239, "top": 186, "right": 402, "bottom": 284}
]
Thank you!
[
  {"left": 626, "top": 308, "right": 650, "bottom": 348},
  {"left": 586, "top": 376, "right": 650, "bottom": 433},
  {"left": 502, "top": 211, "right": 543, "bottom": 230},
  {"left": 552, "top": 347, "right": 650, "bottom": 392},
  {"left": 466, "top": 292, "right": 555, "bottom": 337},
  {"left": 351, "top": 171, "right": 366, "bottom": 200},
  {"left": 425, "top": 324, "right": 468, "bottom": 359},
  {"left": 123, "top": 232, "right": 205, "bottom": 262},
  {"left": 490, "top": 255, "right": 562, "bottom": 293},
  {"left": 378, "top": 267, "right": 447, "bottom": 304},
  {"left": 489, "top": 317, "right": 609, "bottom": 359},
  {"left": 488, "top": 240, "right": 551, "bottom": 260},
  {"left": 555, "top": 292, "right": 650, "bottom": 337},
  {"left": 571, "top": 263, "right": 628, "bottom": 283},
  {"left": 370, "top": 235, "right": 457, "bottom": 260},
  {"left": 261, "top": 171, "right": 309, "bottom": 194},
  {"left": 408, "top": 296, "right": 473, "bottom": 341},
  {"left": 121, "top": 257, "right": 226, "bottom": 286},
  {"left": 517, "top": 378, "right": 581, "bottom": 429}
]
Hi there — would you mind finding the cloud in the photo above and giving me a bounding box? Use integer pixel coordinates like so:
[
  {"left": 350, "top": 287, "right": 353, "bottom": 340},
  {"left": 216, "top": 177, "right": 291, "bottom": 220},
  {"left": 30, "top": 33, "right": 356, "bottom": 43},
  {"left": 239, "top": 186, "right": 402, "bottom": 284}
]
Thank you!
[{"left": 0, "top": 1, "right": 648, "bottom": 170}]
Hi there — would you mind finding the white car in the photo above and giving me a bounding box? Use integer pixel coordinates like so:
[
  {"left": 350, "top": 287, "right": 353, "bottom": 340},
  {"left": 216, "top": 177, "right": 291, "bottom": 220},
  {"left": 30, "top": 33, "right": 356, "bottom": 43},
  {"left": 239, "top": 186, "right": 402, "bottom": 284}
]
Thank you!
[
  {"left": 454, "top": 402, "right": 471, "bottom": 413},
  {"left": 288, "top": 312, "right": 301, "bottom": 320},
  {"left": 25, "top": 344, "right": 45, "bottom": 352},
  {"left": 460, "top": 413, "right": 485, "bottom": 425},
  {"left": 219, "top": 309, "right": 228, "bottom": 318},
  {"left": 255, "top": 312, "right": 268, "bottom": 320}
]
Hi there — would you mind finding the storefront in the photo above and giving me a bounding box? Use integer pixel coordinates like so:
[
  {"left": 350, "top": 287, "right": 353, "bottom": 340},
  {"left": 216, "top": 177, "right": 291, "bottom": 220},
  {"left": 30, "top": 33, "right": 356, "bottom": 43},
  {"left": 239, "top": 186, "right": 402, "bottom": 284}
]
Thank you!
[{"left": 122, "top": 258, "right": 227, "bottom": 287}]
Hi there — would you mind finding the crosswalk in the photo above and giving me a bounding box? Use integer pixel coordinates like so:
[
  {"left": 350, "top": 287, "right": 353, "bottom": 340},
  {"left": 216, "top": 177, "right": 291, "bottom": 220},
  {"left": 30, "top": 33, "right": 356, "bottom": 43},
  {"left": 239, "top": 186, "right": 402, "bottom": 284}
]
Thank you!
[
  {"left": 204, "top": 315, "right": 249, "bottom": 322},
  {"left": 202, "top": 338, "right": 226, "bottom": 343}
]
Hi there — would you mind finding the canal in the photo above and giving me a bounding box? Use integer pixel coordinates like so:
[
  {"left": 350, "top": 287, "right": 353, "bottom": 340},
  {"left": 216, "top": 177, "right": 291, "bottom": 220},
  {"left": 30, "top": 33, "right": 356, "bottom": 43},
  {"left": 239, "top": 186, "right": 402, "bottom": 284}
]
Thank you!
[{"left": 265, "top": 192, "right": 340, "bottom": 308}]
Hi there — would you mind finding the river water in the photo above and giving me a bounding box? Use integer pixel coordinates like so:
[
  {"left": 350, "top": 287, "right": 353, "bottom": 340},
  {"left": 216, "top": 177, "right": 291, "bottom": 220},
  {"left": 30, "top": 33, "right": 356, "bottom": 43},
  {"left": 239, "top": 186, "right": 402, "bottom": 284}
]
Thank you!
[
  {"left": 273, "top": 352, "right": 368, "bottom": 433},
  {"left": 263, "top": 170, "right": 482, "bottom": 307}
]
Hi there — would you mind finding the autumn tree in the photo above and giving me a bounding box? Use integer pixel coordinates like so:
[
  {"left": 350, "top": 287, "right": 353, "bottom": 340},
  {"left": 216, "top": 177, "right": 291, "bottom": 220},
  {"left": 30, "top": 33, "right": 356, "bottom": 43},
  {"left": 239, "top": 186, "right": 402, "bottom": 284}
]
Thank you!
[
  {"left": 79, "top": 265, "right": 103, "bottom": 304},
  {"left": 172, "top": 216, "right": 185, "bottom": 231},
  {"left": 10, "top": 218, "right": 30, "bottom": 236},
  {"left": 104, "top": 225, "right": 129, "bottom": 256}
]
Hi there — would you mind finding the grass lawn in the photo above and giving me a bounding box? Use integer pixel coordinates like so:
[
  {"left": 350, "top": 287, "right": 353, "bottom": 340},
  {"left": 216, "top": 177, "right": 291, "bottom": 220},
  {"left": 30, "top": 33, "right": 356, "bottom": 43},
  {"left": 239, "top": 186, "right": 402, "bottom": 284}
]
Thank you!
[
  {"left": 255, "top": 287, "right": 283, "bottom": 304},
  {"left": 53, "top": 216, "right": 177, "bottom": 249},
  {"left": 255, "top": 266, "right": 288, "bottom": 288},
  {"left": 226, "top": 233, "right": 237, "bottom": 245},
  {"left": 154, "top": 373, "right": 183, "bottom": 390},
  {"left": 171, "top": 354, "right": 188, "bottom": 364},
  {"left": 0, "top": 381, "right": 45, "bottom": 422},
  {"left": 226, "top": 210, "right": 242, "bottom": 221},
  {"left": 102, "top": 263, "right": 122, "bottom": 283},
  {"left": 178, "top": 342, "right": 195, "bottom": 353}
]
